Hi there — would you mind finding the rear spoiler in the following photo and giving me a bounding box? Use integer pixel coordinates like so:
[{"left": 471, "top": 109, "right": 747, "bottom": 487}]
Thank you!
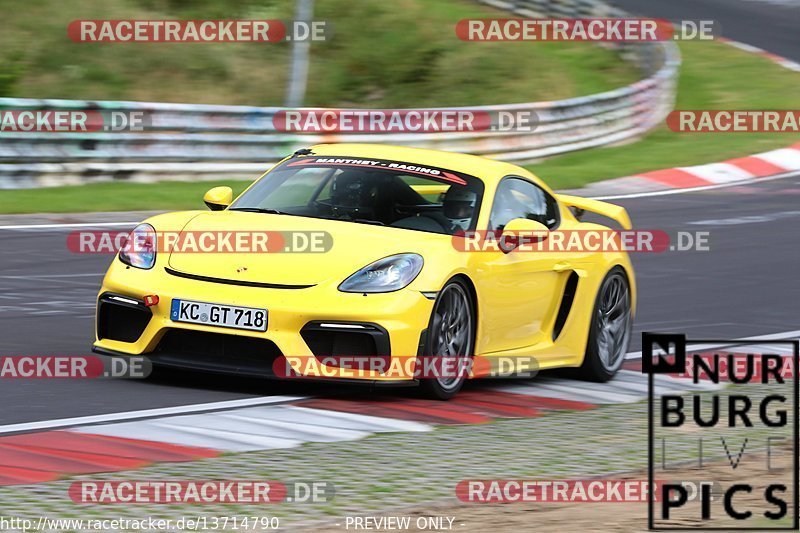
[{"left": 557, "top": 194, "right": 632, "bottom": 230}]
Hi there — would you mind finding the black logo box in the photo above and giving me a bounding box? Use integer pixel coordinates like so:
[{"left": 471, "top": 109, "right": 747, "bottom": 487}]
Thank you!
[{"left": 643, "top": 332, "right": 799, "bottom": 531}]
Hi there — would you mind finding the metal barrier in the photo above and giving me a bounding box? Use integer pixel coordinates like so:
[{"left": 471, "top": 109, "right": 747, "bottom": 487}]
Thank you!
[{"left": 0, "top": 0, "right": 679, "bottom": 188}]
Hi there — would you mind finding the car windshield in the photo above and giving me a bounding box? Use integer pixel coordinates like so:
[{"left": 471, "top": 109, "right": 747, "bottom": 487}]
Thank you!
[{"left": 230, "top": 156, "right": 484, "bottom": 235}]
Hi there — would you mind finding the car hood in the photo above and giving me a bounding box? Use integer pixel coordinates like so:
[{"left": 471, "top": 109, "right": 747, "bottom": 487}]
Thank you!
[{"left": 166, "top": 211, "right": 442, "bottom": 286}]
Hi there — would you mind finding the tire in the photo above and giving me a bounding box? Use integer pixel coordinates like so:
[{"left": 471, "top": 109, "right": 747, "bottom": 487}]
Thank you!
[
  {"left": 576, "top": 266, "right": 632, "bottom": 382},
  {"left": 418, "top": 278, "right": 475, "bottom": 400}
]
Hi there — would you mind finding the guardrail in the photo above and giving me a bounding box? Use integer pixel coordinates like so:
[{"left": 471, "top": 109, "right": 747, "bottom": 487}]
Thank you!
[{"left": 0, "top": 0, "right": 679, "bottom": 188}]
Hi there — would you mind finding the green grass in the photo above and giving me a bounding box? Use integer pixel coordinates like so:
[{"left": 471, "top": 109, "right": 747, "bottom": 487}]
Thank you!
[
  {"left": 2, "top": 7, "right": 798, "bottom": 212},
  {"left": 0, "top": 180, "right": 252, "bottom": 214},
  {"left": 0, "top": 0, "right": 636, "bottom": 106},
  {"left": 527, "top": 39, "right": 800, "bottom": 189}
]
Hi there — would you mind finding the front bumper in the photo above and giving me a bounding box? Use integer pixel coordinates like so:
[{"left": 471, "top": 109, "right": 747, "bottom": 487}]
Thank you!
[{"left": 93, "top": 260, "right": 435, "bottom": 382}]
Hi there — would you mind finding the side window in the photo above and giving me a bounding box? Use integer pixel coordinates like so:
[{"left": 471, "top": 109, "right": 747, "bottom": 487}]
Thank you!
[{"left": 489, "top": 177, "right": 559, "bottom": 231}]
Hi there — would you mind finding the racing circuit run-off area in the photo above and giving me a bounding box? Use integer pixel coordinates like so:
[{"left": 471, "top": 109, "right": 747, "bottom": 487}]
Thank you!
[{"left": 1, "top": 0, "right": 800, "bottom": 531}]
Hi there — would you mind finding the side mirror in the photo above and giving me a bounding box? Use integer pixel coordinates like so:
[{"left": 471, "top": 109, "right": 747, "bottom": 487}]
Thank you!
[
  {"left": 203, "top": 186, "right": 233, "bottom": 211},
  {"left": 500, "top": 218, "right": 549, "bottom": 253}
]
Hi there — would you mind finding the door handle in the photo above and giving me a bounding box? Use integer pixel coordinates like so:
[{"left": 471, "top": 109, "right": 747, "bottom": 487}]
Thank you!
[
  {"left": 553, "top": 262, "right": 587, "bottom": 278},
  {"left": 552, "top": 262, "right": 572, "bottom": 272}
]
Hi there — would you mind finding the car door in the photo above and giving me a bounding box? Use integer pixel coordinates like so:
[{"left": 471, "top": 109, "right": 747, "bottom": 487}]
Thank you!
[{"left": 475, "top": 177, "right": 568, "bottom": 353}]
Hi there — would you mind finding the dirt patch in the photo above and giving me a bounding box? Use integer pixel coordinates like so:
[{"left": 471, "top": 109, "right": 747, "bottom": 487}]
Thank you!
[{"left": 311, "top": 447, "right": 795, "bottom": 532}]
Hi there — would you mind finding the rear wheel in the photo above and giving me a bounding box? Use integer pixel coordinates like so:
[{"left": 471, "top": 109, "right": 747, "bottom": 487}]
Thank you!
[
  {"left": 576, "top": 267, "right": 632, "bottom": 382},
  {"left": 418, "top": 279, "right": 475, "bottom": 400}
]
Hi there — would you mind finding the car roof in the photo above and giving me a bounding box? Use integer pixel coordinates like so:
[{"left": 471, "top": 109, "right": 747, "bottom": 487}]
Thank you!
[{"left": 307, "top": 143, "right": 552, "bottom": 192}]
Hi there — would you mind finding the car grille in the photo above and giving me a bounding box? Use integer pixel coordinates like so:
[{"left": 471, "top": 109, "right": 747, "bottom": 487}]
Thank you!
[
  {"left": 300, "top": 322, "right": 390, "bottom": 365},
  {"left": 151, "top": 329, "right": 282, "bottom": 377},
  {"left": 97, "top": 294, "right": 152, "bottom": 343}
]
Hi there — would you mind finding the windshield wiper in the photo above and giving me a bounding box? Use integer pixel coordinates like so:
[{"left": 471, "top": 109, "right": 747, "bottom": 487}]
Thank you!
[
  {"left": 351, "top": 218, "right": 385, "bottom": 226},
  {"left": 229, "top": 207, "right": 287, "bottom": 215}
]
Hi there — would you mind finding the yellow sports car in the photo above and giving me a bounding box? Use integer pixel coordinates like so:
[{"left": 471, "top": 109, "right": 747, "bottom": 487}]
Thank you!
[{"left": 94, "top": 144, "right": 635, "bottom": 399}]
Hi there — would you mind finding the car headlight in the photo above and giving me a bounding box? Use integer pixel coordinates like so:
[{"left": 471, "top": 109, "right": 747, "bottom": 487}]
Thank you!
[
  {"left": 119, "top": 223, "right": 157, "bottom": 269},
  {"left": 339, "top": 253, "right": 424, "bottom": 293}
]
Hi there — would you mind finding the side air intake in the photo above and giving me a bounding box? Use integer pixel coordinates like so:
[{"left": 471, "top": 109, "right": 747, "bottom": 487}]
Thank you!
[{"left": 552, "top": 272, "right": 579, "bottom": 341}]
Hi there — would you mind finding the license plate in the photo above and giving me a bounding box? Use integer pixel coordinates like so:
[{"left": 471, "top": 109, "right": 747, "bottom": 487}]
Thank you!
[{"left": 170, "top": 299, "right": 268, "bottom": 332}]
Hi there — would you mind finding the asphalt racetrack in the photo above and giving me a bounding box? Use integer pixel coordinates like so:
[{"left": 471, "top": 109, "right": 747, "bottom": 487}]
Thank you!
[
  {"left": 2, "top": 0, "right": 799, "bottom": 428},
  {"left": 611, "top": 0, "right": 800, "bottom": 62},
  {"left": 1, "top": 175, "right": 798, "bottom": 424}
]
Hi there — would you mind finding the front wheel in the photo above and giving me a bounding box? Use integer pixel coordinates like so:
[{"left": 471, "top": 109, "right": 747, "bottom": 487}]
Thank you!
[
  {"left": 418, "top": 279, "right": 475, "bottom": 400},
  {"left": 576, "top": 267, "right": 632, "bottom": 382}
]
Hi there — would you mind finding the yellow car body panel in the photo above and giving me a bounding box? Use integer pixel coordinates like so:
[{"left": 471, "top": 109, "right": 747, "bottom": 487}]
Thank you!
[{"left": 94, "top": 143, "right": 636, "bottom": 382}]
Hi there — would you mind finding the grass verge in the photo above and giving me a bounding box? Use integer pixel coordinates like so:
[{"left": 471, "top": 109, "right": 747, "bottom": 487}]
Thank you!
[
  {"left": 1, "top": 39, "right": 798, "bottom": 213},
  {"left": 528, "top": 39, "right": 800, "bottom": 189},
  {"left": 0, "top": 180, "right": 252, "bottom": 214},
  {"left": 0, "top": 0, "right": 635, "bottom": 106}
]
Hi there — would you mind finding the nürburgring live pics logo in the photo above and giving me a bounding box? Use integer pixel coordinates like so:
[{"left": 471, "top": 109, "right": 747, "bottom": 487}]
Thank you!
[{"left": 643, "top": 332, "right": 799, "bottom": 530}]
